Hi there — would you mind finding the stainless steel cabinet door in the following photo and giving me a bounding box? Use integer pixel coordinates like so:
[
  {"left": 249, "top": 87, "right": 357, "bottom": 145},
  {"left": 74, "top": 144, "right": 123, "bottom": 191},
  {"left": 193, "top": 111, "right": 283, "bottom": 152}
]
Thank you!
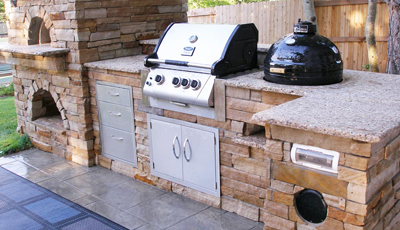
[
  {"left": 181, "top": 126, "right": 216, "bottom": 191},
  {"left": 150, "top": 119, "right": 183, "bottom": 180}
]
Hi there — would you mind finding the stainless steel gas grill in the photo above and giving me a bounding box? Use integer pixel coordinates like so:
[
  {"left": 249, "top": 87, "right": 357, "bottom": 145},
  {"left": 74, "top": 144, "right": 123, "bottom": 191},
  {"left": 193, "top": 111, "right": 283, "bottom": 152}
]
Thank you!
[{"left": 143, "top": 23, "right": 258, "bottom": 119}]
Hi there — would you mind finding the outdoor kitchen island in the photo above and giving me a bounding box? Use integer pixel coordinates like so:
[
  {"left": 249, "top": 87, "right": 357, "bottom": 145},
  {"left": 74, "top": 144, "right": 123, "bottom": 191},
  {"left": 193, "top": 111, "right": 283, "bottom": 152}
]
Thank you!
[{"left": 85, "top": 55, "right": 400, "bottom": 230}]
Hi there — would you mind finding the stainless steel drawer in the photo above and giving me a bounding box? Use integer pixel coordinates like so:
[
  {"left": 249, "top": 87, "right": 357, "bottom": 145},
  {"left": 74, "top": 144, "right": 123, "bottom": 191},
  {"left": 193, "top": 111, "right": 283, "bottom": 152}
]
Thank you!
[
  {"left": 101, "top": 125, "right": 136, "bottom": 164},
  {"left": 98, "top": 101, "right": 133, "bottom": 132},
  {"left": 96, "top": 84, "right": 131, "bottom": 106}
]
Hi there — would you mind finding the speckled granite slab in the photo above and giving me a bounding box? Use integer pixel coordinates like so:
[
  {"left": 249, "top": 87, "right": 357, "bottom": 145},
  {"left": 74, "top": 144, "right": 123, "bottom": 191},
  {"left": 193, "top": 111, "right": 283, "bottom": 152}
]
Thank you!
[
  {"left": 223, "top": 70, "right": 400, "bottom": 143},
  {"left": 0, "top": 43, "right": 69, "bottom": 56},
  {"left": 84, "top": 55, "right": 147, "bottom": 74}
]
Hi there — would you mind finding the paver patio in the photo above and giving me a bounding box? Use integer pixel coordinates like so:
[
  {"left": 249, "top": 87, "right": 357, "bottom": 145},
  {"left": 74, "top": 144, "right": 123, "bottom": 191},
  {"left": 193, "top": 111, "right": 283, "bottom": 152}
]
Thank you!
[{"left": 0, "top": 148, "right": 264, "bottom": 230}]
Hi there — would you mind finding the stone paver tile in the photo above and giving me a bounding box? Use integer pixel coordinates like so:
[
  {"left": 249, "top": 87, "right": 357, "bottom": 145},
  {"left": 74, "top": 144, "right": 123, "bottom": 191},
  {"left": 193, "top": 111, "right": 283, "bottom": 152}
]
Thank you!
[
  {"left": 64, "top": 176, "right": 110, "bottom": 195},
  {"left": 166, "top": 207, "right": 259, "bottom": 230},
  {"left": 72, "top": 195, "right": 100, "bottom": 207},
  {"left": 67, "top": 166, "right": 129, "bottom": 187},
  {"left": 136, "top": 224, "right": 161, "bottom": 230},
  {"left": 0, "top": 156, "right": 17, "bottom": 165},
  {"left": 41, "top": 161, "right": 92, "bottom": 181},
  {"left": 13, "top": 150, "right": 67, "bottom": 169},
  {"left": 86, "top": 200, "right": 145, "bottom": 230},
  {"left": 127, "top": 192, "right": 209, "bottom": 229},
  {"left": 1, "top": 161, "right": 51, "bottom": 183},
  {"left": 38, "top": 178, "right": 87, "bottom": 201},
  {"left": 92, "top": 178, "right": 165, "bottom": 210}
]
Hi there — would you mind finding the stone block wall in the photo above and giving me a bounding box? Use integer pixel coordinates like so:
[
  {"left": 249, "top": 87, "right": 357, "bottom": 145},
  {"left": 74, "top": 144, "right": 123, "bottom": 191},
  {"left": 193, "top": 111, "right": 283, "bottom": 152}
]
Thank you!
[
  {"left": 86, "top": 68, "right": 400, "bottom": 229},
  {"left": 3, "top": 0, "right": 188, "bottom": 166},
  {"left": 5, "top": 0, "right": 188, "bottom": 62}
]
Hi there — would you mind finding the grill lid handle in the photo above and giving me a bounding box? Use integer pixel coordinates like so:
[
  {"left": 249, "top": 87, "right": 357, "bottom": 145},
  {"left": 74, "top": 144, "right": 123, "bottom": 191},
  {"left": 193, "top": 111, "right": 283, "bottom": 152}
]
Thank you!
[{"left": 146, "top": 58, "right": 212, "bottom": 69}]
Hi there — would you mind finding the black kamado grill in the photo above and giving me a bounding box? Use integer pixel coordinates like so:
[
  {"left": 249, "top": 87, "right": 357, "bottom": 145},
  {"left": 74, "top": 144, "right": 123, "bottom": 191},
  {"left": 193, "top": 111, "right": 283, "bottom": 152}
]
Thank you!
[{"left": 264, "top": 19, "right": 343, "bottom": 85}]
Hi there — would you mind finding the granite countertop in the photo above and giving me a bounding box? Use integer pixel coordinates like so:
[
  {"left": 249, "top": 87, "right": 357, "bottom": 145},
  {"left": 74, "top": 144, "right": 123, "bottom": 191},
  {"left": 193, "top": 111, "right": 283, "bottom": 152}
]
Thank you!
[
  {"left": 223, "top": 69, "right": 400, "bottom": 143},
  {"left": 0, "top": 43, "right": 69, "bottom": 57},
  {"left": 84, "top": 55, "right": 147, "bottom": 74}
]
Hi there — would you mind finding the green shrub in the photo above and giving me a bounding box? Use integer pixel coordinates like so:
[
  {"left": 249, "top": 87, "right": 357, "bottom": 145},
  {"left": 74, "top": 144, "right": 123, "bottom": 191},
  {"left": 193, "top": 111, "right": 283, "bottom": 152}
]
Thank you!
[
  {"left": 0, "top": 82, "right": 14, "bottom": 97},
  {"left": 0, "top": 96, "right": 32, "bottom": 156}
]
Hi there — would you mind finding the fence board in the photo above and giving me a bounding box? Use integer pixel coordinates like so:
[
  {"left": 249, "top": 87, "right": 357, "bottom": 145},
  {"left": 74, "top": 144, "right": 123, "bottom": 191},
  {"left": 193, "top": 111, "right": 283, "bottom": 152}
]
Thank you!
[{"left": 188, "top": 0, "right": 389, "bottom": 72}]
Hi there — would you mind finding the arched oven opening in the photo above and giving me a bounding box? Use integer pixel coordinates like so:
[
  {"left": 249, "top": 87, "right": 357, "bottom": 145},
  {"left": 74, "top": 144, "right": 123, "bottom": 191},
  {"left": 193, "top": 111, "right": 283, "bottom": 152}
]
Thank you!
[{"left": 28, "top": 17, "right": 50, "bottom": 45}]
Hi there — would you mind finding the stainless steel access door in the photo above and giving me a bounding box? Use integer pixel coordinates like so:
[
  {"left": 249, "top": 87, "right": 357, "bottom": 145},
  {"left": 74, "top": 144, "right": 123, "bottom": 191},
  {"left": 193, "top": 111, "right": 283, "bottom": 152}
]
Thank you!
[{"left": 150, "top": 119, "right": 183, "bottom": 180}]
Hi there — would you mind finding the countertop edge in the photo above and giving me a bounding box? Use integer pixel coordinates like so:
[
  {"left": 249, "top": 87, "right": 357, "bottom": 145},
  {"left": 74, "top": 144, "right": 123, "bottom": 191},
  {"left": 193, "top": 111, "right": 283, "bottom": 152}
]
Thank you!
[{"left": 0, "top": 43, "right": 70, "bottom": 57}]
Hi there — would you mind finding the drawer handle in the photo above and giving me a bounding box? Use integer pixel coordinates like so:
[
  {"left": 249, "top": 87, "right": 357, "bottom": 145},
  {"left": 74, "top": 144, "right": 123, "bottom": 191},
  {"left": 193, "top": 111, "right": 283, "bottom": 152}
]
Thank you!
[
  {"left": 111, "top": 135, "right": 123, "bottom": 141},
  {"left": 183, "top": 138, "right": 191, "bottom": 162},
  {"left": 109, "top": 111, "right": 122, "bottom": 116},
  {"left": 172, "top": 136, "right": 180, "bottom": 159},
  {"left": 170, "top": 101, "right": 187, "bottom": 107},
  {"left": 108, "top": 91, "right": 120, "bottom": 97}
]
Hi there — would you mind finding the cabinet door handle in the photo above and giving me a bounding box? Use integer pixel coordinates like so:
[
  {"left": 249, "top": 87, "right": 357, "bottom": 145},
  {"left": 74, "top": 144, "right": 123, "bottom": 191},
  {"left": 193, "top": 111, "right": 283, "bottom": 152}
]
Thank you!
[
  {"left": 183, "top": 138, "right": 191, "bottom": 162},
  {"left": 108, "top": 91, "right": 120, "bottom": 96},
  {"left": 109, "top": 111, "right": 122, "bottom": 116},
  {"left": 172, "top": 136, "right": 180, "bottom": 159},
  {"left": 111, "top": 135, "right": 123, "bottom": 141}
]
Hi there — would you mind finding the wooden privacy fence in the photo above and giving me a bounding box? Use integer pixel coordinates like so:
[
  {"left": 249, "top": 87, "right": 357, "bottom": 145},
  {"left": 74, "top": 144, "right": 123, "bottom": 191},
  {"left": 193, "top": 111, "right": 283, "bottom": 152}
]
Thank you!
[{"left": 188, "top": 0, "right": 389, "bottom": 72}]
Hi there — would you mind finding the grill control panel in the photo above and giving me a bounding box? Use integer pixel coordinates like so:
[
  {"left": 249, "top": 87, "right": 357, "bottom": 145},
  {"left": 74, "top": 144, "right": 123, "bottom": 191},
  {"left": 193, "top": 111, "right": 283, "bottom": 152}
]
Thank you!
[{"left": 143, "top": 68, "right": 214, "bottom": 108}]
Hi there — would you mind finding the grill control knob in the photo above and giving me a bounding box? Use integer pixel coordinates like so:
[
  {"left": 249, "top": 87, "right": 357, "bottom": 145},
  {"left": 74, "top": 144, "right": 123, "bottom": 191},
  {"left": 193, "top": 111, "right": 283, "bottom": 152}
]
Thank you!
[
  {"left": 154, "top": 74, "right": 165, "bottom": 85},
  {"left": 190, "top": 79, "right": 201, "bottom": 90},
  {"left": 172, "top": 77, "right": 181, "bottom": 87},
  {"left": 181, "top": 78, "right": 190, "bottom": 89}
]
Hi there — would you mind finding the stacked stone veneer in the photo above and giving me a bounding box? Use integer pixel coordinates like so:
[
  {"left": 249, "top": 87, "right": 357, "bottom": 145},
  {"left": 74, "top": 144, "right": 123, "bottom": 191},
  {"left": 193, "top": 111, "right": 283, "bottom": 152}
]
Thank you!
[
  {"left": 3, "top": 0, "right": 188, "bottom": 166},
  {"left": 86, "top": 66, "right": 400, "bottom": 230},
  {"left": 5, "top": 0, "right": 187, "bottom": 62}
]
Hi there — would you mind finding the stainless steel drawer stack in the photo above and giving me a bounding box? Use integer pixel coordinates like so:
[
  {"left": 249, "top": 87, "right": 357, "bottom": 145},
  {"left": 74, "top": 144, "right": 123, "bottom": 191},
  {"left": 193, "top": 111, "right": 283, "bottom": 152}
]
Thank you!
[{"left": 96, "top": 81, "right": 137, "bottom": 166}]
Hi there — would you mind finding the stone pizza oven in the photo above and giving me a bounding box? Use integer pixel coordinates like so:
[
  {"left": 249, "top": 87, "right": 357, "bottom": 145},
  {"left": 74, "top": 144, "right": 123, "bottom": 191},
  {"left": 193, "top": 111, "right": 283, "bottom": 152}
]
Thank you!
[{"left": 0, "top": 0, "right": 187, "bottom": 166}]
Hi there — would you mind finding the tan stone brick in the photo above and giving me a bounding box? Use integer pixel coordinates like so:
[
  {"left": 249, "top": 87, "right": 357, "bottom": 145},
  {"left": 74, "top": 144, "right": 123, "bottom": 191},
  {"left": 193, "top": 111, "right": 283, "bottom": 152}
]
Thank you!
[
  {"left": 273, "top": 162, "right": 348, "bottom": 198},
  {"left": 226, "top": 86, "right": 250, "bottom": 100},
  {"left": 226, "top": 108, "right": 253, "bottom": 123},
  {"left": 347, "top": 183, "right": 367, "bottom": 203},
  {"left": 227, "top": 97, "right": 273, "bottom": 114},
  {"left": 164, "top": 110, "right": 197, "bottom": 123},
  {"left": 221, "top": 165, "right": 268, "bottom": 188},
  {"left": 221, "top": 196, "right": 260, "bottom": 221},
  {"left": 316, "top": 217, "right": 344, "bottom": 230},
  {"left": 220, "top": 151, "right": 232, "bottom": 167},
  {"left": 342, "top": 153, "right": 369, "bottom": 171},
  {"left": 261, "top": 91, "right": 301, "bottom": 106},
  {"left": 263, "top": 200, "right": 289, "bottom": 219},
  {"left": 52, "top": 75, "right": 70, "bottom": 88},
  {"left": 271, "top": 180, "right": 294, "bottom": 194},
  {"left": 99, "top": 155, "right": 112, "bottom": 169},
  {"left": 231, "top": 120, "right": 244, "bottom": 133},
  {"left": 172, "top": 183, "right": 221, "bottom": 208},
  {"left": 338, "top": 166, "right": 368, "bottom": 186},
  {"left": 251, "top": 90, "right": 262, "bottom": 102},
  {"left": 85, "top": 8, "right": 107, "bottom": 19},
  {"left": 271, "top": 125, "right": 372, "bottom": 157},
  {"left": 76, "top": 49, "right": 99, "bottom": 63},
  {"left": 222, "top": 177, "right": 266, "bottom": 198},
  {"left": 385, "top": 134, "right": 400, "bottom": 159},
  {"left": 111, "top": 160, "right": 137, "bottom": 178},
  {"left": 346, "top": 201, "right": 368, "bottom": 216},
  {"left": 261, "top": 210, "right": 295, "bottom": 230},
  {"left": 272, "top": 191, "right": 293, "bottom": 206},
  {"left": 68, "top": 137, "right": 93, "bottom": 150},
  {"left": 220, "top": 142, "right": 249, "bottom": 157},
  {"left": 232, "top": 155, "right": 270, "bottom": 177}
]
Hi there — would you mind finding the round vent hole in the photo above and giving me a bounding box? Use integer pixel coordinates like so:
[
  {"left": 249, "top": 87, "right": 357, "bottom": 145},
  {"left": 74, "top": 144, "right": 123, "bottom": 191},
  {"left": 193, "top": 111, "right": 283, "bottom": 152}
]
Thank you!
[{"left": 295, "top": 189, "right": 327, "bottom": 224}]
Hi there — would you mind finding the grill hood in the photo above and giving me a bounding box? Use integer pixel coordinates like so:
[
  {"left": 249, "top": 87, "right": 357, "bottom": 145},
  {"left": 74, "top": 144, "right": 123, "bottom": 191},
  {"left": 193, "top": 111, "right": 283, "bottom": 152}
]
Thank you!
[
  {"left": 144, "top": 23, "right": 258, "bottom": 76},
  {"left": 264, "top": 20, "right": 343, "bottom": 85}
]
